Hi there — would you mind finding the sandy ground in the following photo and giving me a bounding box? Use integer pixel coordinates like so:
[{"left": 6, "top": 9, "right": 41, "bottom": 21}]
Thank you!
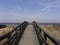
[
  {"left": 38, "top": 24, "right": 60, "bottom": 45},
  {"left": 0, "top": 24, "right": 60, "bottom": 45},
  {"left": 40, "top": 25, "right": 60, "bottom": 40},
  {"left": 0, "top": 25, "right": 18, "bottom": 36},
  {"left": 19, "top": 25, "right": 39, "bottom": 45},
  {"left": 0, "top": 25, "right": 18, "bottom": 45}
]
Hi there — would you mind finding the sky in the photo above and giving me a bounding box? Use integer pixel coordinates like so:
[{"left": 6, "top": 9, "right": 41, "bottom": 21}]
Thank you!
[{"left": 0, "top": 0, "right": 60, "bottom": 23}]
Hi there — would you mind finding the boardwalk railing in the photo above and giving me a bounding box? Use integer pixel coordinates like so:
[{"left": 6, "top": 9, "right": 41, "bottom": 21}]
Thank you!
[
  {"left": 32, "top": 21, "right": 60, "bottom": 45},
  {"left": 0, "top": 21, "right": 29, "bottom": 45}
]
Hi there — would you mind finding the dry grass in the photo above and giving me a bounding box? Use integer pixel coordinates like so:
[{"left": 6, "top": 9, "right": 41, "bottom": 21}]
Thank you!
[
  {"left": 0, "top": 25, "right": 17, "bottom": 45},
  {"left": 0, "top": 24, "right": 60, "bottom": 45},
  {"left": 40, "top": 24, "right": 60, "bottom": 40},
  {"left": 0, "top": 25, "right": 17, "bottom": 36},
  {"left": 40, "top": 24, "right": 60, "bottom": 45}
]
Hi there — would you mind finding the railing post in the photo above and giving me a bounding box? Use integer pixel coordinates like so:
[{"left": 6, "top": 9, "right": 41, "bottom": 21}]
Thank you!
[
  {"left": 0, "top": 21, "right": 29, "bottom": 45},
  {"left": 15, "top": 29, "right": 19, "bottom": 45},
  {"left": 7, "top": 34, "right": 11, "bottom": 45},
  {"left": 39, "top": 28, "right": 41, "bottom": 34},
  {"left": 44, "top": 33, "right": 47, "bottom": 40},
  {"left": 43, "top": 33, "right": 48, "bottom": 45}
]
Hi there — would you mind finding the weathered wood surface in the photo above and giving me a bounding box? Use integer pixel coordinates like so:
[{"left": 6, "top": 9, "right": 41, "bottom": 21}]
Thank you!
[{"left": 19, "top": 25, "right": 39, "bottom": 45}]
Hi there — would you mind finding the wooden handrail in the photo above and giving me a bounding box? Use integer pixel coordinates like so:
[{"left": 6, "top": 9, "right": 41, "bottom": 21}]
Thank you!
[
  {"left": 32, "top": 21, "right": 60, "bottom": 45},
  {"left": 0, "top": 21, "right": 29, "bottom": 45}
]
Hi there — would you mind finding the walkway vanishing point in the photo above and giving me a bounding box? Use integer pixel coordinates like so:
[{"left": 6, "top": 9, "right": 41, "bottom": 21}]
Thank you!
[
  {"left": 0, "top": 21, "right": 60, "bottom": 45},
  {"left": 19, "top": 25, "right": 39, "bottom": 45}
]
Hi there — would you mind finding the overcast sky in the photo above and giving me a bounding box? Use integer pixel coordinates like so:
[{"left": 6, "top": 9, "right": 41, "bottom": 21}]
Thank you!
[{"left": 0, "top": 0, "right": 60, "bottom": 23}]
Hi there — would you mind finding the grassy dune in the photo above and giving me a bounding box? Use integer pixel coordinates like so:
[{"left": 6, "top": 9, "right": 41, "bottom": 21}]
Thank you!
[
  {"left": 0, "top": 24, "right": 60, "bottom": 45},
  {"left": 40, "top": 24, "right": 60, "bottom": 40},
  {"left": 0, "top": 25, "right": 17, "bottom": 45},
  {"left": 40, "top": 24, "right": 60, "bottom": 45},
  {"left": 0, "top": 25, "right": 17, "bottom": 36}
]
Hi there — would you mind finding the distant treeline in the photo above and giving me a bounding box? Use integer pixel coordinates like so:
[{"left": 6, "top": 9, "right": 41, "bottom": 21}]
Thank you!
[
  {"left": 0, "top": 25, "right": 6, "bottom": 29},
  {"left": 0, "top": 23, "right": 21, "bottom": 25},
  {"left": 38, "top": 23, "right": 60, "bottom": 25}
]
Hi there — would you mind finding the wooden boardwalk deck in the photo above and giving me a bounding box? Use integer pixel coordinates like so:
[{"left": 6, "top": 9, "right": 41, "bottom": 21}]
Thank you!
[{"left": 19, "top": 25, "right": 39, "bottom": 45}]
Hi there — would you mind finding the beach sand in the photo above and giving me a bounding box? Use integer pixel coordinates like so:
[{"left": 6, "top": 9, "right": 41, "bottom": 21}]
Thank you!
[
  {"left": 0, "top": 24, "right": 18, "bottom": 45},
  {"left": 0, "top": 25, "right": 18, "bottom": 35},
  {"left": 40, "top": 25, "right": 60, "bottom": 45},
  {"left": 40, "top": 25, "right": 60, "bottom": 40},
  {"left": 0, "top": 24, "right": 60, "bottom": 45}
]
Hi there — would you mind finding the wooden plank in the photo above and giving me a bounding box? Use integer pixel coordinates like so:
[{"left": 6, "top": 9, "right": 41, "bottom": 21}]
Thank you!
[{"left": 19, "top": 25, "right": 39, "bottom": 45}]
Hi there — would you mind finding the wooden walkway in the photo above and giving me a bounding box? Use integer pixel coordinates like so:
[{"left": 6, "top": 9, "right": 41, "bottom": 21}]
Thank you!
[
  {"left": 19, "top": 25, "right": 39, "bottom": 45},
  {"left": 0, "top": 21, "right": 60, "bottom": 45}
]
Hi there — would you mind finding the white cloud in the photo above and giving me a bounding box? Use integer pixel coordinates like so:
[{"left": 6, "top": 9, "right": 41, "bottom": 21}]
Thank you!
[
  {"left": 40, "top": 0, "right": 60, "bottom": 15},
  {"left": 0, "top": 0, "right": 60, "bottom": 23}
]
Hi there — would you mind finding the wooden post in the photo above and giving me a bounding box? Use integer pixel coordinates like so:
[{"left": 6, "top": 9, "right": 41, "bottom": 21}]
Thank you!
[{"left": 7, "top": 34, "right": 11, "bottom": 45}]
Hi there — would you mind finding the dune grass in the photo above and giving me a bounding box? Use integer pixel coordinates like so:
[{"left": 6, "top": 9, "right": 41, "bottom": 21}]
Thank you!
[{"left": 0, "top": 25, "right": 17, "bottom": 45}]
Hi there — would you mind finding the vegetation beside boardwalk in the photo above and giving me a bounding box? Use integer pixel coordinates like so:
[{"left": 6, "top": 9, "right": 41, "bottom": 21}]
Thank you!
[{"left": 0, "top": 25, "right": 6, "bottom": 29}]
